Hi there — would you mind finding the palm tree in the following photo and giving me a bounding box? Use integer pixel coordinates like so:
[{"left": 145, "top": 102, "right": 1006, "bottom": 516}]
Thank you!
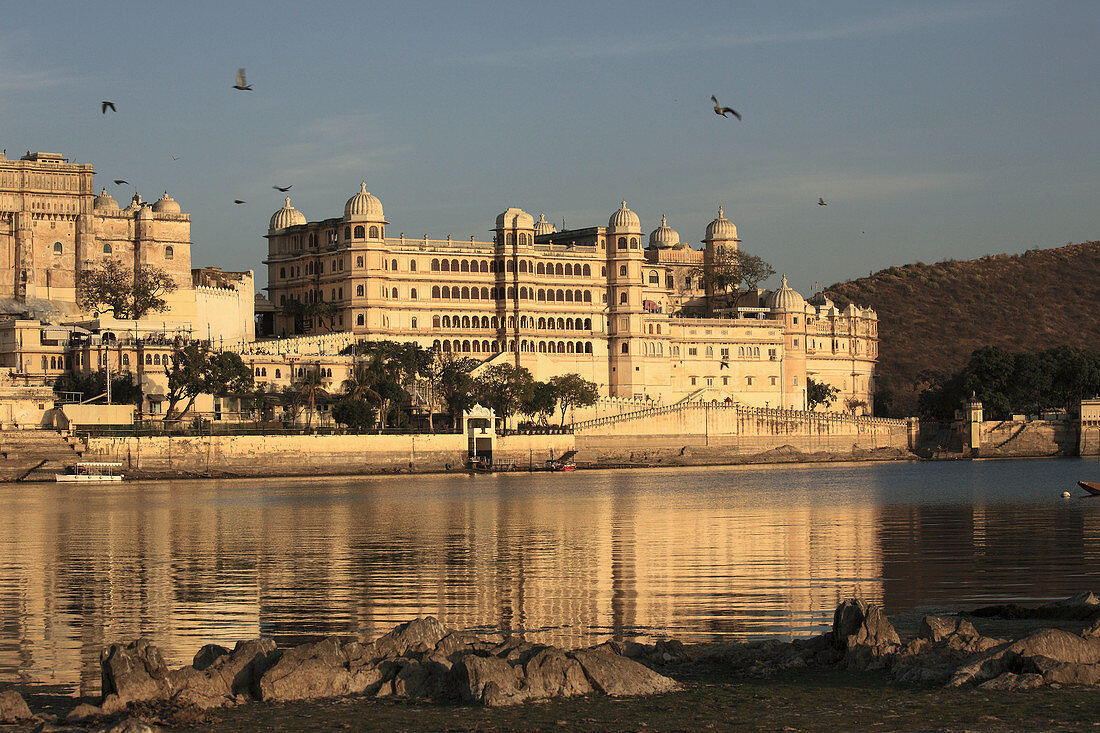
[{"left": 294, "top": 367, "right": 328, "bottom": 427}]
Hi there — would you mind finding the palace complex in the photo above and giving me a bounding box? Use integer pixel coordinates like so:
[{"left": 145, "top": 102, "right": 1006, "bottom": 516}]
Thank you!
[
  {"left": 263, "top": 185, "right": 878, "bottom": 410},
  {"left": 0, "top": 149, "right": 877, "bottom": 420}
]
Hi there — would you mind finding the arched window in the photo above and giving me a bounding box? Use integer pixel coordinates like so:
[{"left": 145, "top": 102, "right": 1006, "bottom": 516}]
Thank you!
[
  {"left": 391, "top": 288, "right": 398, "bottom": 299},
  {"left": 507, "top": 260, "right": 515, "bottom": 272},
  {"left": 546, "top": 290, "right": 555, "bottom": 302},
  {"left": 507, "top": 233, "right": 515, "bottom": 245},
  {"left": 583, "top": 264, "right": 591, "bottom": 277},
  {"left": 433, "top": 315, "right": 441, "bottom": 328},
  {"left": 537, "top": 262, "right": 545, "bottom": 274},
  {"left": 356, "top": 314, "right": 365, "bottom": 326},
  {"left": 584, "top": 318, "right": 592, "bottom": 329},
  {"left": 471, "top": 287, "right": 480, "bottom": 300},
  {"left": 538, "top": 318, "right": 546, "bottom": 329},
  {"left": 508, "top": 316, "right": 515, "bottom": 328},
  {"left": 354, "top": 225, "right": 365, "bottom": 238},
  {"left": 441, "top": 259, "right": 450, "bottom": 272},
  {"left": 555, "top": 263, "right": 563, "bottom": 276},
  {"left": 649, "top": 271, "right": 659, "bottom": 285},
  {"left": 567, "top": 342, "right": 574, "bottom": 354},
  {"left": 153, "top": 354, "right": 161, "bottom": 365},
  {"left": 432, "top": 285, "right": 440, "bottom": 298},
  {"left": 507, "top": 286, "right": 515, "bottom": 298},
  {"left": 462, "top": 316, "right": 470, "bottom": 328},
  {"left": 479, "top": 260, "right": 488, "bottom": 272},
  {"left": 52, "top": 242, "right": 63, "bottom": 254},
  {"left": 519, "top": 260, "right": 528, "bottom": 273},
  {"left": 344, "top": 226, "right": 351, "bottom": 239},
  {"left": 565, "top": 290, "right": 574, "bottom": 302},
  {"left": 431, "top": 258, "right": 440, "bottom": 271},
  {"left": 275, "top": 369, "right": 281, "bottom": 378},
  {"left": 461, "top": 286, "right": 470, "bottom": 299},
  {"left": 617, "top": 237, "right": 627, "bottom": 249},
  {"left": 621, "top": 343, "right": 629, "bottom": 354},
  {"left": 145, "top": 354, "right": 152, "bottom": 365},
  {"left": 441, "top": 286, "right": 450, "bottom": 299},
  {"left": 356, "top": 285, "right": 364, "bottom": 296},
  {"left": 103, "top": 243, "right": 113, "bottom": 254},
  {"left": 630, "top": 237, "right": 638, "bottom": 249},
  {"left": 539, "top": 341, "right": 548, "bottom": 353},
  {"left": 442, "top": 316, "right": 451, "bottom": 328},
  {"left": 556, "top": 318, "right": 565, "bottom": 329},
  {"left": 369, "top": 226, "right": 379, "bottom": 238},
  {"left": 164, "top": 246, "right": 174, "bottom": 260},
  {"left": 410, "top": 288, "right": 417, "bottom": 299},
  {"left": 566, "top": 318, "right": 574, "bottom": 330},
  {"left": 556, "top": 289, "right": 564, "bottom": 301},
  {"left": 537, "top": 289, "right": 545, "bottom": 301},
  {"left": 472, "top": 341, "right": 481, "bottom": 353},
  {"left": 410, "top": 260, "right": 417, "bottom": 272},
  {"left": 442, "top": 340, "right": 451, "bottom": 352},
  {"left": 451, "top": 259, "right": 459, "bottom": 271},
  {"left": 546, "top": 318, "right": 554, "bottom": 330},
  {"left": 620, "top": 292, "right": 628, "bottom": 304},
  {"left": 461, "top": 260, "right": 470, "bottom": 272},
  {"left": 391, "top": 259, "right": 397, "bottom": 270},
  {"left": 619, "top": 265, "right": 627, "bottom": 276},
  {"left": 585, "top": 342, "right": 593, "bottom": 354},
  {"left": 565, "top": 263, "right": 573, "bottom": 276},
  {"left": 583, "top": 291, "right": 592, "bottom": 303}
]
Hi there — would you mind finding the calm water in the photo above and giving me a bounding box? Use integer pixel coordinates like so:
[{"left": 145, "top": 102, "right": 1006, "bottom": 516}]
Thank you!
[{"left": 3, "top": 458, "right": 1100, "bottom": 696}]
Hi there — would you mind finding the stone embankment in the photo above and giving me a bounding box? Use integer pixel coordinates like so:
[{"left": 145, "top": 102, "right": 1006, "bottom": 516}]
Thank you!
[{"left": 5, "top": 594, "right": 1100, "bottom": 730}]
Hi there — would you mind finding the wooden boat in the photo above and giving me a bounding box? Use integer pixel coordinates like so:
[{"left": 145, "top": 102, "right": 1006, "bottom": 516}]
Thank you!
[
  {"left": 545, "top": 450, "right": 578, "bottom": 472},
  {"left": 1077, "top": 481, "right": 1100, "bottom": 496},
  {"left": 55, "top": 462, "right": 124, "bottom": 483}
]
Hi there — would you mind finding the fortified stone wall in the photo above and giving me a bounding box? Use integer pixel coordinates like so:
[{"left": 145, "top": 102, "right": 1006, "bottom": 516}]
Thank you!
[{"left": 976, "top": 419, "right": 1078, "bottom": 457}]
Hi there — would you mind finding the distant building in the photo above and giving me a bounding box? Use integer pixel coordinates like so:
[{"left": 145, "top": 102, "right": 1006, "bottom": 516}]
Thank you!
[{"left": 262, "top": 186, "right": 878, "bottom": 410}]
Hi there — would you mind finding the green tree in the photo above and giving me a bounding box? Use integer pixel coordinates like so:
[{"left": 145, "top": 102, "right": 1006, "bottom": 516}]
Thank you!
[
  {"left": 522, "top": 380, "right": 558, "bottom": 426},
  {"left": 77, "top": 257, "right": 178, "bottom": 319},
  {"left": 476, "top": 363, "right": 534, "bottom": 431},
  {"left": 292, "top": 367, "right": 329, "bottom": 427},
  {"left": 331, "top": 397, "right": 377, "bottom": 432},
  {"left": 162, "top": 345, "right": 253, "bottom": 422},
  {"left": 549, "top": 373, "right": 599, "bottom": 426},
  {"left": 431, "top": 353, "right": 479, "bottom": 431},
  {"left": 53, "top": 370, "right": 142, "bottom": 405},
  {"left": 806, "top": 377, "right": 840, "bottom": 410},
  {"left": 698, "top": 248, "right": 775, "bottom": 311}
]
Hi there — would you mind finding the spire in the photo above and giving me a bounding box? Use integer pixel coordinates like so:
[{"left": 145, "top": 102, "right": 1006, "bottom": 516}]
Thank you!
[
  {"left": 781, "top": 274, "right": 788, "bottom": 288},
  {"left": 718, "top": 205, "right": 724, "bottom": 218},
  {"left": 284, "top": 196, "right": 291, "bottom": 207},
  {"left": 661, "top": 213, "right": 667, "bottom": 226},
  {"left": 360, "top": 181, "right": 368, "bottom": 193}
]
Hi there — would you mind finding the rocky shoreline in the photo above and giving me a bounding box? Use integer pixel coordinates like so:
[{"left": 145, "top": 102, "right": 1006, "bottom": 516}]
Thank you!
[{"left": 4, "top": 593, "right": 1100, "bottom": 731}]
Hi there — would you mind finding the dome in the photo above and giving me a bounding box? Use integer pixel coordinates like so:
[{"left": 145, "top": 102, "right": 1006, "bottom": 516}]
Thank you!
[
  {"left": 269, "top": 197, "right": 306, "bottom": 231},
  {"left": 705, "top": 205, "right": 739, "bottom": 241},
  {"left": 495, "top": 207, "right": 534, "bottom": 230},
  {"left": 152, "top": 190, "right": 180, "bottom": 213},
  {"left": 93, "top": 188, "right": 119, "bottom": 211},
  {"left": 648, "top": 214, "right": 679, "bottom": 249},
  {"left": 533, "top": 213, "right": 556, "bottom": 236},
  {"left": 766, "top": 275, "right": 806, "bottom": 312},
  {"left": 343, "top": 181, "right": 385, "bottom": 221},
  {"left": 608, "top": 201, "right": 641, "bottom": 231}
]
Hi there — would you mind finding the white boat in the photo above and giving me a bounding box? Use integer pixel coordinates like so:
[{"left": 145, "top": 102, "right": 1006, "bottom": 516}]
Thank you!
[{"left": 55, "top": 462, "right": 125, "bottom": 482}]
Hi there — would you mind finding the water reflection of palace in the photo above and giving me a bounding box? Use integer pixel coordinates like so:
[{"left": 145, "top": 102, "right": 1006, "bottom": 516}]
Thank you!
[{"left": 0, "top": 475, "right": 885, "bottom": 695}]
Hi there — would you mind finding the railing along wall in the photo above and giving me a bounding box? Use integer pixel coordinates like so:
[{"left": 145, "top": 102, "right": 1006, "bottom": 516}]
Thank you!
[{"left": 571, "top": 400, "right": 908, "bottom": 432}]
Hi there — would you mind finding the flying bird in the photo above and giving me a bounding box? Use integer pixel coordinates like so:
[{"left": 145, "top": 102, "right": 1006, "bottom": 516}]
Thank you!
[
  {"left": 112, "top": 179, "right": 128, "bottom": 185},
  {"left": 233, "top": 68, "right": 252, "bottom": 91},
  {"left": 233, "top": 199, "right": 246, "bottom": 204},
  {"left": 171, "top": 154, "right": 180, "bottom": 161},
  {"left": 101, "top": 101, "right": 116, "bottom": 114},
  {"left": 272, "top": 185, "right": 292, "bottom": 192},
  {"left": 711, "top": 95, "right": 741, "bottom": 120},
  {"left": 818, "top": 198, "right": 827, "bottom": 206},
  {"left": 720, "top": 360, "right": 729, "bottom": 370}
]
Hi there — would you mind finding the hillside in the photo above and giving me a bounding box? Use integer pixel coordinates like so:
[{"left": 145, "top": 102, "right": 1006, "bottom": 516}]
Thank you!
[{"left": 823, "top": 241, "right": 1100, "bottom": 417}]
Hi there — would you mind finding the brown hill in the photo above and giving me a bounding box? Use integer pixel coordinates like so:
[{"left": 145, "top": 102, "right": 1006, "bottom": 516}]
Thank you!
[{"left": 823, "top": 241, "right": 1100, "bottom": 417}]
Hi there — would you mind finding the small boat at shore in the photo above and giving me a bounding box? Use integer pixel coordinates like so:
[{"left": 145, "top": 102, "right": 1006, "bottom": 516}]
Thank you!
[
  {"left": 1077, "top": 481, "right": 1100, "bottom": 496},
  {"left": 545, "top": 450, "right": 577, "bottom": 472},
  {"left": 55, "top": 462, "right": 124, "bottom": 483}
]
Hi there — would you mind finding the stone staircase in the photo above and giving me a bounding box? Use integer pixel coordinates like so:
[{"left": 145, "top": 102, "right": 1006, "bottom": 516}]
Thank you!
[{"left": 0, "top": 429, "right": 84, "bottom": 481}]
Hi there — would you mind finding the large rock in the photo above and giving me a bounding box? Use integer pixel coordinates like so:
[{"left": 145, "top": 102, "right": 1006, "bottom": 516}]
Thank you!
[
  {"left": 167, "top": 637, "right": 278, "bottom": 708},
  {"left": 918, "top": 616, "right": 1003, "bottom": 653},
  {"left": 257, "top": 638, "right": 382, "bottom": 702},
  {"left": 523, "top": 647, "right": 593, "bottom": 699},
  {"left": 370, "top": 617, "right": 449, "bottom": 659},
  {"left": 453, "top": 655, "right": 526, "bottom": 706},
  {"left": 100, "top": 640, "right": 172, "bottom": 706},
  {"left": 832, "top": 600, "right": 900, "bottom": 670},
  {"left": 0, "top": 690, "right": 32, "bottom": 723},
  {"left": 569, "top": 648, "right": 681, "bottom": 696},
  {"left": 948, "top": 628, "right": 1100, "bottom": 687}
]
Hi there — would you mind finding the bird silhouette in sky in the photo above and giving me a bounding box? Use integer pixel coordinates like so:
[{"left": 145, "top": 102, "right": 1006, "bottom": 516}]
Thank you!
[
  {"left": 233, "top": 68, "right": 252, "bottom": 91},
  {"left": 101, "top": 101, "right": 116, "bottom": 114},
  {"left": 233, "top": 199, "right": 246, "bottom": 204},
  {"left": 818, "top": 197, "right": 827, "bottom": 206},
  {"left": 171, "top": 155, "right": 180, "bottom": 161},
  {"left": 112, "top": 179, "right": 128, "bottom": 185},
  {"left": 720, "top": 360, "right": 730, "bottom": 370},
  {"left": 272, "top": 185, "right": 292, "bottom": 192},
  {"left": 711, "top": 95, "right": 741, "bottom": 120}
]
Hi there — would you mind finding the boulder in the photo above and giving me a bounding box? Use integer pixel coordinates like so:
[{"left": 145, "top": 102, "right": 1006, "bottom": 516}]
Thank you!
[
  {"left": 522, "top": 647, "right": 592, "bottom": 699},
  {"left": 391, "top": 657, "right": 452, "bottom": 700},
  {"left": 831, "top": 600, "right": 900, "bottom": 670},
  {"left": 192, "top": 644, "right": 231, "bottom": 671},
  {"left": 978, "top": 672, "right": 1045, "bottom": 691},
  {"left": 569, "top": 648, "right": 680, "bottom": 696},
  {"left": 370, "top": 617, "right": 449, "bottom": 660},
  {"left": 167, "top": 637, "right": 278, "bottom": 708},
  {"left": 919, "top": 615, "right": 1002, "bottom": 653},
  {"left": 0, "top": 690, "right": 32, "bottom": 723},
  {"left": 257, "top": 637, "right": 382, "bottom": 702},
  {"left": 100, "top": 639, "right": 172, "bottom": 706},
  {"left": 948, "top": 628, "right": 1100, "bottom": 687},
  {"left": 453, "top": 654, "right": 526, "bottom": 706}
]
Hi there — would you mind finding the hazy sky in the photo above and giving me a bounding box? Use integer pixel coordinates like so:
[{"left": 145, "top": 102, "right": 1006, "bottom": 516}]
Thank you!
[{"left": 2, "top": 1, "right": 1096, "bottom": 294}]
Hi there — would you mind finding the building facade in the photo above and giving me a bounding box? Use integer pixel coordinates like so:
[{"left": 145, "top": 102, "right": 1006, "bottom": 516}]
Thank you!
[{"left": 264, "top": 186, "right": 878, "bottom": 411}]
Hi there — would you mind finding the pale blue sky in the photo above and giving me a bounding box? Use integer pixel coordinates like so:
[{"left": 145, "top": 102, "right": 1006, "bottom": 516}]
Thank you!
[{"left": 2, "top": 1, "right": 1097, "bottom": 293}]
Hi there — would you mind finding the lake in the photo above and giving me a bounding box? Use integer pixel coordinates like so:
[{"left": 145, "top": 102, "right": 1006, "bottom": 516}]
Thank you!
[{"left": 2, "top": 458, "right": 1099, "bottom": 696}]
